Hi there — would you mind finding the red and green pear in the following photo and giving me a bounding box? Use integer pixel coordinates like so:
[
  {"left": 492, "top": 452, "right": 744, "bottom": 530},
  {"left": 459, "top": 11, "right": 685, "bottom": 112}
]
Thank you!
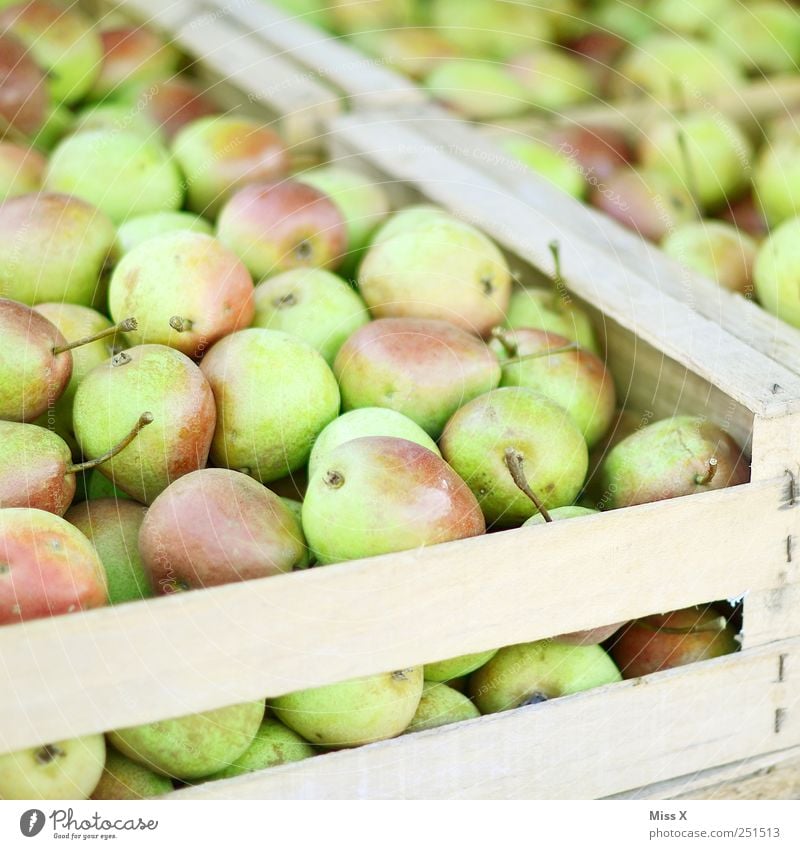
[
  {"left": 139, "top": 469, "right": 307, "bottom": 593},
  {"left": 424, "top": 650, "right": 498, "bottom": 682},
  {"left": 65, "top": 499, "right": 151, "bottom": 604},
  {"left": 720, "top": 193, "right": 768, "bottom": 240},
  {"left": 217, "top": 180, "right": 347, "bottom": 280},
  {"left": 252, "top": 268, "right": 369, "bottom": 365},
  {"left": 0, "top": 507, "right": 107, "bottom": 624},
  {"left": 302, "top": 436, "right": 485, "bottom": 564},
  {"left": 201, "top": 329, "right": 339, "bottom": 482},
  {"left": 334, "top": 318, "right": 501, "bottom": 438},
  {"left": 91, "top": 749, "right": 172, "bottom": 800},
  {"left": 0, "top": 194, "right": 117, "bottom": 306},
  {"left": 545, "top": 124, "right": 632, "bottom": 182},
  {"left": 598, "top": 416, "right": 749, "bottom": 508},
  {"left": 406, "top": 682, "right": 480, "bottom": 733},
  {"left": 109, "top": 231, "right": 254, "bottom": 359},
  {"left": 369, "top": 205, "right": 452, "bottom": 245},
  {"left": 137, "top": 78, "right": 219, "bottom": 141},
  {"left": 269, "top": 668, "right": 423, "bottom": 748},
  {"left": 173, "top": 116, "right": 289, "bottom": 217},
  {"left": 0, "top": 141, "right": 46, "bottom": 198},
  {"left": 73, "top": 344, "right": 216, "bottom": 504},
  {"left": 440, "top": 387, "right": 588, "bottom": 527},
  {"left": 0, "top": 32, "right": 48, "bottom": 136},
  {"left": 469, "top": 641, "right": 621, "bottom": 714},
  {"left": 117, "top": 211, "right": 213, "bottom": 254},
  {"left": 610, "top": 606, "right": 738, "bottom": 678}
]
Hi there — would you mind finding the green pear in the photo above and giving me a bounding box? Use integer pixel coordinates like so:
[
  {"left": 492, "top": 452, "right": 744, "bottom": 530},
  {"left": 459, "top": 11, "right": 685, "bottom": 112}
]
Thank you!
[
  {"left": 0, "top": 141, "right": 46, "bottom": 199},
  {"left": 594, "top": 0, "right": 657, "bottom": 42},
  {"left": 597, "top": 415, "right": 749, "bottom": 509},
  {"left": 109, "top": 701, "right": 265, "bottom": 780},
  {"left": 499, "top": 137, "right": 586, "bottom": 198},
  {"left": 470, "top": 641, "right": 622, "bottom": 714},
  {"left": 662, "top": 220, "right": 757, "bottom": 295},
  {"left": 0, "top": 193, "right": 117, "bottom": 306},
  {"left": 45, "top": 129, "right": 183, "bottom": 224},
  {"left": 651, "top": 0, "right": 730, "bottom": 36},
  {"left": 424, "top": 650, "right": 498, "bottom": 682},
  {"left": 711, "top": 1, "right": 800, "bottom": 73},
  {"left": 30, "top": 103, "right": 74, "bottom": 152},
  {"left": 0, "top": 0, "right": 102, "bottom": 104},
  {"left": 638, "top": 113, "right": 752, "bottom": 210},
  {"left": 252, "top": 268, "right": 369, "bottom": 365},
  {"left": 73, "top": 344, "right": 217, "bottom": 504},
  {"left": 296, "top": 166, "right": 390, "bottom": 262},
  {"left": 207, "top": 718, "right": 315, "bottom": 780},
  {"left": 440, "top": 387, "right": 589, "bottom": 527},
  {"left": 308, "top": 407, "right": 440, "bottom": 478},
  {"left": 280, "top": 497, "right": 312, "bottom": 568},
  {"left": 334, "top": 318, "right": 501, "bottom": 437},
  {"left": 0, "top": 735, "right": 105, "bottom": 800},
  {"left": 754, "top": 217, "right": 800, "bottom": 327},
  {"left": 358, "top": 215, "right": 512, "bottom": 337},
  {"left": 269, "top": 668, "right": 423, "bottom": 748},
  {"left": 492, "top": 327, "right": 616, "bottom": 447},
  {"left": 84, "top": 469, "right": 131, "bottom": 502},
  {"left": 303, "top": 436, "right": 485, "bottom": 564},
  {"left": 0, "top": 31, "right": 47, "bottom": 136},
  {"left": 406, "top": 682, "right": 480, "bottom": 733},
  {"left": 108, "top": 231, "right": 255, "bottom": 359},
  {"left": 424, "top": 59, "right": 529, "bottom": 121},
  {"left": 70, "top": 101, "right": 159, "bottom": 139},
  {"left": 91, "top": 749, "right": 172, "bottom": 799},
  {"left": 200, "top": 328, "right": 340, "bottom": 483},
  {"left": 504, "top": 287, "right": 600, "bottom": 353},
  {"left": 172, "top": 116, "right": 289, "bottom": 216},
  {"left": 506, "top": 49, "right": 595, "bottom": 111},
  {"left": 65, "top": 499, "right": 151, "bottom": 604},
  {"left": 753, "top": 137, "right": 800, "bottom": 227},
  {"left": 369, "top": 205, "right": 452, "bottom": 245},
  {"left": 117, "top": 211, "right": 213, "bottom": 254}
]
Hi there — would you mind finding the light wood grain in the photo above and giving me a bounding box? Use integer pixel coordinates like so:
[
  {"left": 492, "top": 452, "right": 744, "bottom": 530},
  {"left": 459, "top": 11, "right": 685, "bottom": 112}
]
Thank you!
[
  {"left": 168, "top": 636, "right": 800, "bottom": 799},
  {"left": 0, "top": 477, "right": 792, "bottom": 755}
]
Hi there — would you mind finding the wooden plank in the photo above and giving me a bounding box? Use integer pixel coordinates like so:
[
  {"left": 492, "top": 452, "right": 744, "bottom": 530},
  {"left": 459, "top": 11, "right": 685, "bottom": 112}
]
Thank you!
[
  {"left": 328, "top": 113, "right": 800, "bottom": 420},
  {"left": 196, "top": 0, "right": 423, "bottom": 107},
  {"left": 167, "top": 637, "right": 800, "bottom": 799},
  {"left": 0, "top": 477, "right": 792, "bottom": 755}
]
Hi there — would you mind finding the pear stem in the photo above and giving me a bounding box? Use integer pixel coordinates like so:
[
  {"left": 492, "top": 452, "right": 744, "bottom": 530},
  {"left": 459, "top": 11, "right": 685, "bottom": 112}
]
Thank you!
[
  {"left": 170, "top": 316, "right": 193, "bottom": 332},
  {"left": 504, "top": 447, "right": 553, "bottom": 523},
  {"left": 501, "top": 342, "right": 580, "bottom": 366},
  {"left": 695, "top": 457, "right": 718, "bottom": 486},
  {"left": 66, "top": 412, "right": 154, "bottom": 474},
  {"left": 52, "top": 318, "right": 137, "bottom": 355},
  {"left": 547, "top": 239, "right": 568, "bottom": 313},
  {"left": 490, "top": 326, "right": 518, "bottom": 357}
]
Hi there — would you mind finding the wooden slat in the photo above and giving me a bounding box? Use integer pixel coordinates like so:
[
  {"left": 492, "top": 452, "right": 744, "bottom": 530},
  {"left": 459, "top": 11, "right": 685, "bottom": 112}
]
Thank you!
[
  {"left": 327, "top": 113, "right": 800, "bottom": 421},
  {"left": 168, "top": 637, "right": 800, "bottom": 799},
  {"left": 0, "top": 477, "right": 793, "bottom": 755}
]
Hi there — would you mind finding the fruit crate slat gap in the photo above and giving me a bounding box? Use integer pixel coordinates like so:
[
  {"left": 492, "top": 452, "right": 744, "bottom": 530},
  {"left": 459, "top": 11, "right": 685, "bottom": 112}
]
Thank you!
[{"left": 168, "top": 635, "right": 800, "bottom": 799}]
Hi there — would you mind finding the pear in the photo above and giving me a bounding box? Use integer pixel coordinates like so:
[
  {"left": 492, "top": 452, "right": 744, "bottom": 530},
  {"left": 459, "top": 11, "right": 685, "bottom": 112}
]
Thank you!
[
  {"left": 662, "top": 220, "right": 757, "bottom": 295},
  {"left": 638, "top": 113, "right": 752, "bottom": 210},
  {"left": 753, "top": 137, "right": 800, "bottom": 227},
  {"left": 45, "top": 129, "right": 183, "bottom": 224},
  {"left": 30, "top": 103, "right": 74, "bottom": 152},
  {"left": 91, "top": 749, "right": 172, "bottom": 800},
  {"left": 0, "top": 0, "right": 102, "bottom": 104},
  {"left": 350, "top": 27, "right": 457, "bottom": 79},
  {"left": 334, "top": 318, "right": 501, "bottom": 438},
  {"left": 206, "top": 718, "right": 315, "bottom": 780},
  {"left": 0, "top": 194, "right": 117, "bottom": 306},
  {"left": 424, "top": 650, "right": 498, "bottom": 682},
  {"left": 546, "top": 125, "right": 632, "bottom": 182},
  {"left": 499, "top": 137, "right": 586, "bottom": 198},
  {"left": 754, "top": 217, "right": 800, "bottom": 327},
  {"left": 470, "top": 641, "right": 622, "bottom": 714},
  {"left": 309, "top": 407, "right": 440, "bottom": 478},
  {"left": 506, "top": 49, "right": 595, "bottom": 111},
  {"left": 492, "top": 327, "right": 616, "bottom": 447},
  {"left": 269, "top": 668, "right": 423, "bottom": 748},
  {"left": 109, "top": 701, "right": 265, "bottom": 781},
  {"left": 583, "top": 408, "right": 647, "bottom": 504},
  {"left": 252, "top": 268, "right": 369, "bottom": 365},
  {"left": 328, "top": 0, "right": 416, "bottom": 33},
  {"left": 296, "top": 166, "right": 390, "bottom": 261},
  {"left": 440, "top": 387, "right": 589, "bottom": 527},
  {"left": 73, "top": 344, "right": 216, "bottom": 504},
  {"left": 597, "top": 415, "right": 749, "bottom": 509},
  {"left": 504, "top": 287, "right": 599, "bottom": 354},
  {"left": 651, "top": 0, "right": 730, "bottom": 36},
  {"left": 358, "top": 215, "right": 512, "bottom": 337},
  {"left": 0, "top": 32, "right": 48, "bottom": 136},
  {"left": 0, "top": 141, "right": 46, "bottom": 199},
  {"left": 711, "top": 1, "right": 800, "bottom": 73},
  {"left": 217, "top": 180, "right": 347, "bottom": 280},
  {"left": 369, "top": 205, "right": 452, "bottom": 245},
  {"left": 200, "top": 329, "right": 340, "bottom": 483},
  {"left": 303, "top": 436, "right": 485, "bottom": 564},
  {"left": 70, "top": 100, "right": 159, "bottom": 138},
  {"left": 84, "top": 469, "right": 130, "bottom": 502},
  {"left": 406, "top": 682, "right": 480, "bottom": 733},
  {"left": 279, "top": 497, "right": 311, "bottom": 569},
  {"left": 109, "top": 232, "right": 254, "bottom": 359},
  {"left": 117, "top": 211, "right": 213, "bottom": 254},
  {"left": 65, "top": 499, "right": 151, "bottom": 604},
  {"left": 609, "top": 606, "right": 738, "bottom": 678},
  {"left": 424, "top": 59, "right": 529, "bottom": 121},
  {"left": 172, "top": 116, "right": 289, "bottom": 217},
  {"left": 0, "top": 508, "right": 107, "bottom": 624},
  {"left": 139, "top": 469, "right": 307, "bottom": 593},
  {"left": 136, "top": 78, "right": 219, "bottom": 141},
  {"left": 593, "top": 0, "right": 657, "bottom": 42},
  {"left": 0, "top": 735, "right": 105, "bottom": 800}
]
